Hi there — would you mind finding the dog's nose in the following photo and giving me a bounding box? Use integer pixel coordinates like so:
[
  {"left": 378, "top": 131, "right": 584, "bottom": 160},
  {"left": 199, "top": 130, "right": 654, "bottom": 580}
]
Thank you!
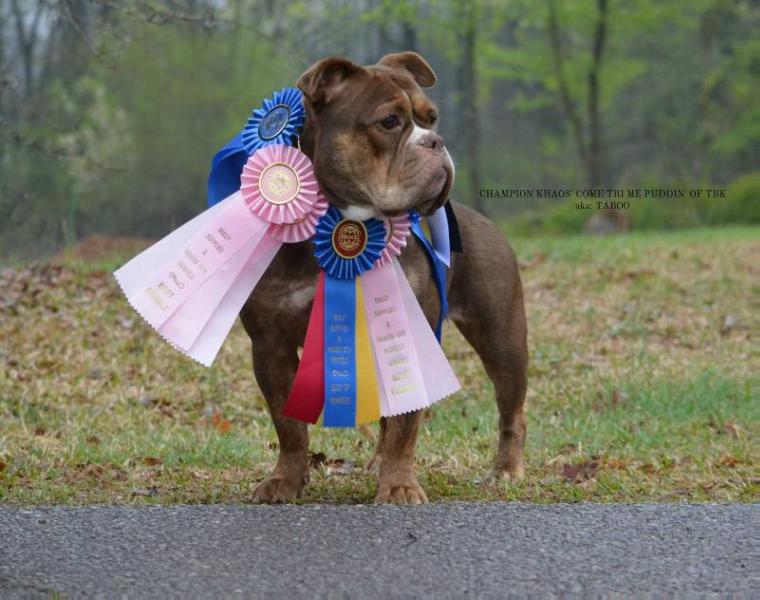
[{"left": 418, "top": 131, "right": 444, "bottom": 152}]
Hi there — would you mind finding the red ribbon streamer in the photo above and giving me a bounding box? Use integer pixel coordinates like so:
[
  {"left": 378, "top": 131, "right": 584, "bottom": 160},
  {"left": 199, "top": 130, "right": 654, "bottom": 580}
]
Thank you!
[{"left": 283, "top": 271, "right": 325, "bottom": 423}]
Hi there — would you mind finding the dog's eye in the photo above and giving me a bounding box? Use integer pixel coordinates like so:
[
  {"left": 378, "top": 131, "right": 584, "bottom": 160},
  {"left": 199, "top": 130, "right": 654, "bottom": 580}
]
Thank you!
[
  {"left": 428, "top": 110, "right": 438, "bottom": 125},
  {"left": 380, "top": 114, "right": 400, "bottom": 130}
]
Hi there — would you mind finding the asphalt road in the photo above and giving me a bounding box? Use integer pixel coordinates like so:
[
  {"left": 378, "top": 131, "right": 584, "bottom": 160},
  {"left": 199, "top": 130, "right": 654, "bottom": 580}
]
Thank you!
[{"left": 0, "top": 503, "right": 756, "bottom": 597}]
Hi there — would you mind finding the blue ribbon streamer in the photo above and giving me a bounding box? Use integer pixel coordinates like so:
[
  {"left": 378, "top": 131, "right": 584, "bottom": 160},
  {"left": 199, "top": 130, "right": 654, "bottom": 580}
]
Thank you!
[
  {"left": 444, "top": 200, "right": 463, "bottom": 253},
  {"left": 207, "top": 134, "right": 247, "bottom": 207},
  {"left": 323, "top": 275, "right": 357, "bottom": 427},
  {"left": 410, "top": 211, "right": 449, "bottom": 341}
]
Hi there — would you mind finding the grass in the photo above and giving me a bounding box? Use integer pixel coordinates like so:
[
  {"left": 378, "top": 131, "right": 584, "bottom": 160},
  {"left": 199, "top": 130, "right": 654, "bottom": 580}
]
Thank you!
[{"left": 0, "top": 226, "right": 757, "bottom": 504}]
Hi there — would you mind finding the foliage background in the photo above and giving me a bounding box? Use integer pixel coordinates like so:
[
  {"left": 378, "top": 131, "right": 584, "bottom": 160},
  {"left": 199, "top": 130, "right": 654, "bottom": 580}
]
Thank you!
[{"left": 1, "top": 0, "right": 758, "bottom": 259}]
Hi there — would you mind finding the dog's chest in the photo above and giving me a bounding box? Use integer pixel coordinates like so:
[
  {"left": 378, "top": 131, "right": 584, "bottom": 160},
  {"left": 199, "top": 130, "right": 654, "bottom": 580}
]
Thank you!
[{"left": 244, "top": 239, "right": 439, "bottom": 338}]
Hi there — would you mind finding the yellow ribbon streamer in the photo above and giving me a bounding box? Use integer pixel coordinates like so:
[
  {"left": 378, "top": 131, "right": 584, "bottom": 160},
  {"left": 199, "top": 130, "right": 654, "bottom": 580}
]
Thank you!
[{"left": 354, "top": 278, "right": 381, "bottom": 424}]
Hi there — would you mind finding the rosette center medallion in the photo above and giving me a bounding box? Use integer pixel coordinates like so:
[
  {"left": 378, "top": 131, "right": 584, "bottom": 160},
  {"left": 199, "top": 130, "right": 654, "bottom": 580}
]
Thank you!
[
  {"left": 332, "top": 220, "right": 368, "bottom": 259},
  {"left": 258, "top": 104, "right": 291, "bottom": 140},
  {"left": 259, "top": 162, "right": 300, "bottom": 205}
]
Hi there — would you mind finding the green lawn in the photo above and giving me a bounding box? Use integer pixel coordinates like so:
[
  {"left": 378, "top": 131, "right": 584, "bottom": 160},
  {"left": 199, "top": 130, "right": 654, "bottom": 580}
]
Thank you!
[{"left": 0, "top": 226, "right": 757, "bottom": 504}]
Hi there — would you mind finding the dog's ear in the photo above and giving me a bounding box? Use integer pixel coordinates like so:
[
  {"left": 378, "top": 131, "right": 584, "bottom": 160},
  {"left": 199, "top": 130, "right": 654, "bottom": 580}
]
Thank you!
[
  {"left": 378, "top": 52, "right": 436, "bottom": 88},
  {"left": 297, "top": 56, "right": 363, "bottom": 110}
]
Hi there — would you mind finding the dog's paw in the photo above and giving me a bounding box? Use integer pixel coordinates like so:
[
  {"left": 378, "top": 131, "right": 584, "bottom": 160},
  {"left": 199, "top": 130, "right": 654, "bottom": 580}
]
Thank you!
[
  {"left": 482, "top": 462, "right": 525, "bottom": 484},
  {"left": 252, "top": 473, "right": 306, "bottom": 504},
  {"left": 375, "top": 479, "right": 428, "bottom": 505}
]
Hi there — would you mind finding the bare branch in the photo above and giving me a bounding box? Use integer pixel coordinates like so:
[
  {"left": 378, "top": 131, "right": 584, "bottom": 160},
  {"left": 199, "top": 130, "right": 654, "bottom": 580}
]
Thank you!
[
  {"left": 546, "top": 0, "right": 588, "bottom": 167},
  {"left": 60, "top": 0, "right": 99, "bottom": 58}
]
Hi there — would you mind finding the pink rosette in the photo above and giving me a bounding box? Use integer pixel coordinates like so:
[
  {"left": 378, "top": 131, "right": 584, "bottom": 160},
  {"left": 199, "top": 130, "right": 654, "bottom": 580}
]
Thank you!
[
  {"left": 268, "top": 196, "right": 329, "bottom": 243},
  {"left": 377, "top": 213, "right": 411, "bottom": 266},
  {"left": 241, "top": 144, "right": 322, "bottom": 226}
]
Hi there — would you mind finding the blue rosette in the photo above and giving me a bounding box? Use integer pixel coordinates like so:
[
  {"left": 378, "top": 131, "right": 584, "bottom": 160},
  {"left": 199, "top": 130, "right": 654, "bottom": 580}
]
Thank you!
[
  {"left": 241, "top": 87, "right": 305, "bottom": 155},
  {"left": 208, "top": 87, "right": 305, "bottom": 206},
  {"left": 314, "top": 207, "right": 386, "bottom": 280}
]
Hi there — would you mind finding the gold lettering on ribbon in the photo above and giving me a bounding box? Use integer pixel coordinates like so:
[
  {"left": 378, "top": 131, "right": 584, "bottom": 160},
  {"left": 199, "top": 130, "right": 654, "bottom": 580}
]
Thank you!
[
  {"left": 157, "top": 282, "right": 174, "bottom": 297},
  {"left": 383, "top": 343, "right": 405, "bottom": 354},
  {"left": 392, "top": 370, "right": 411, "bottom": 382},
  {"left": 146, "top": 287, "right": 168, "bottom": 311},
  {"left": 169, "top": 271, "right": 184, "bottom": 289},
  {"left": 178, "top": 261, "right": 195, "bottom": 280},
  {"left": 391, "top": 384, "right": 416, "bottom": 395},
  {"left": 184, "top": 249, "right": 207, "bottom": 274},
  {"left": 330, "top": 396, "right": 352, "bottom": 405},
  {"left": 206, "top": 233, "right": 224, "bottom": 253}
]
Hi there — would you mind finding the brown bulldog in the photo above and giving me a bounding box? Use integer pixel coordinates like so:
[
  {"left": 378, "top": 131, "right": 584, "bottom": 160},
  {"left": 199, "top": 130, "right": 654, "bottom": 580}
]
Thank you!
[{"left": 240, "top": 52, "right": 528, "bottom": 504}]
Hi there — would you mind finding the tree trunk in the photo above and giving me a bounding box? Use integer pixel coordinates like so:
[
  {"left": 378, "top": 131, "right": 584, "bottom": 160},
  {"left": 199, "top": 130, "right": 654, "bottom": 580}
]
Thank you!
[
  {"left": 402, "top": 23, "right": 417, "bottom": 52},
  {"left": 547, "top": 0, "right": 588, "bottom": 176},
  {"left": 459, "top": 3, "right": 485, "bottom": 216},
  {"left": 587, "top": 0, "right": 608, "bottom": 187}
]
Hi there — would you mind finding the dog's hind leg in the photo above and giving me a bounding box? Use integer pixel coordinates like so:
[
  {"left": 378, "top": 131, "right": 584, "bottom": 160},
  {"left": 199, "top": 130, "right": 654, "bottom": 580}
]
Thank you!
[
  {"left": 448, "top": 209, "right": 529, "bottom": 481},
  {"left": 454, "top": 299, "right": 528, "bottom": 481}
]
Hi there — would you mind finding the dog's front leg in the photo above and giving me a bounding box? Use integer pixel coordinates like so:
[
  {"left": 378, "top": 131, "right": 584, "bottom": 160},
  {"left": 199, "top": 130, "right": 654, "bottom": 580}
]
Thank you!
[
  {"left": 249, "top": 335, "right": 310, "bottom": 503},
  {"left": 374, "top": 412, "right": 428, "bottom": 505}
]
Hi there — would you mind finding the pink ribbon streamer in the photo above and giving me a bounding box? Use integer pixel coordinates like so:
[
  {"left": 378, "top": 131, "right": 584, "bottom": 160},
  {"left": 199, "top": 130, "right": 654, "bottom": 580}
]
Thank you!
[
  {"left": 115, "top": 145, "right": 327, "bottom": 367},
  {"left": 360, "top": 258, "right": 460, "bottom": 417},
  {"left": 114, "top": 191, "right": 281, "bottom": 366}
]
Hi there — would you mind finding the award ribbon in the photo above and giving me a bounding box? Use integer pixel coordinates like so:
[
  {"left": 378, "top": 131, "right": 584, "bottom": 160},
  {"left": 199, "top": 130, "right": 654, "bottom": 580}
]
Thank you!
[
  {"left": 208, "top": 87, "right": 305, "bottom": 207},
  {"left": 409, "top": 210, "right": 449, "bottom": 341},
  {"left": 115, "top": 144, "right": 327, "bottom": 366},
  {"left": 284, "top": 208, "right": 460, "bottom": 427}
]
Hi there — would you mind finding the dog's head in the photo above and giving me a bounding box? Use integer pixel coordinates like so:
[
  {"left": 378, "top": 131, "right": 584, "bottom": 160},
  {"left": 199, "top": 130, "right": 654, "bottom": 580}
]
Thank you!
[{"left": 297, "top": 52, "right": 454, "bottom": 219}]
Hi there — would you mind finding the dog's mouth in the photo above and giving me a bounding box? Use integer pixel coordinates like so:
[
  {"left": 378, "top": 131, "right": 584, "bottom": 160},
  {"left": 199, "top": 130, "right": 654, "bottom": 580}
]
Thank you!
[
  {"left": 379, "top": 165, "right": 452, "bottom": 219},
  {"left": 414, "top": 165, "right": 452, "bottom": 216}
]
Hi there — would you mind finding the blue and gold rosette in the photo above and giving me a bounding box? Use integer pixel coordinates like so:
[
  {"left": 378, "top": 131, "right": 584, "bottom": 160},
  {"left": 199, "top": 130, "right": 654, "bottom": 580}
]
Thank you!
[
  {"left": 207, "top": 87, "right": 305, "bottom": 207},
  {"left": 314, "top": 207, "right": 386, "bottom": 280},
  {"left": 241, "top": 87, "right": 305, "bottom": 155},
  {"left": 287, "top": 207, "right": 385, "bottom": 426},
  {"left": 316, "top": 207, "right": 385, "bottom": 426}
]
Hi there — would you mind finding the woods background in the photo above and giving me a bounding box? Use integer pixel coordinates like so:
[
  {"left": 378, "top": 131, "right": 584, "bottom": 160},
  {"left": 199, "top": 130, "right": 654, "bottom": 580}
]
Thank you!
[{"left": 1, "top": 0, "right": 758, "bottom": 260}]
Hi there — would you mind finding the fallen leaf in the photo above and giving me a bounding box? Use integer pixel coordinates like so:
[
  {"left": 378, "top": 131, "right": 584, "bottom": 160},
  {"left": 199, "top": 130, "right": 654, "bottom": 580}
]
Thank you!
[
  {"left": 142, "top": 456, "right": 163, "bottom": 466},
  {"left": 610, "top": 389, "right": 629, "bottom": 408},
  {"left": 86, "top": 435, "right": 100, "bottom": 445},
  {"left": 211, "top": 413, "right": 232, "bottom": 434},
  {"left": 0, "top": 458, "right": 6, "bottom": 471},
  {"left": 604, "top": 458, "right": 629, "bottom": 470},
  {"left": 562, "top": 459, "right": 599, "bottom": 482},
  {"left": 719, "top": 455, "right": 740, "bottom": 467},
  {"left": 723, "top": 422, "right": 743, "bottom": 439},
  {"left": 309, "top": 452, "right": 327, "bottom": 468}
]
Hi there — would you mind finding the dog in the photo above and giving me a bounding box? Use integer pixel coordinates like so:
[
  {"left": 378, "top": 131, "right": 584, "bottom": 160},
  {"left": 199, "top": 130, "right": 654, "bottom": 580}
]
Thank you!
[{"left": 240, "top": 52, "right": 528, "bottom": 504}]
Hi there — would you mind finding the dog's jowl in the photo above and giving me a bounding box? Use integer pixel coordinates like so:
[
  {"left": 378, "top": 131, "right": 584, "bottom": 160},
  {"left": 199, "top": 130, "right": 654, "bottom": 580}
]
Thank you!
[{"left": 240, "top": 52, "right": 528, "bottom": 505}]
